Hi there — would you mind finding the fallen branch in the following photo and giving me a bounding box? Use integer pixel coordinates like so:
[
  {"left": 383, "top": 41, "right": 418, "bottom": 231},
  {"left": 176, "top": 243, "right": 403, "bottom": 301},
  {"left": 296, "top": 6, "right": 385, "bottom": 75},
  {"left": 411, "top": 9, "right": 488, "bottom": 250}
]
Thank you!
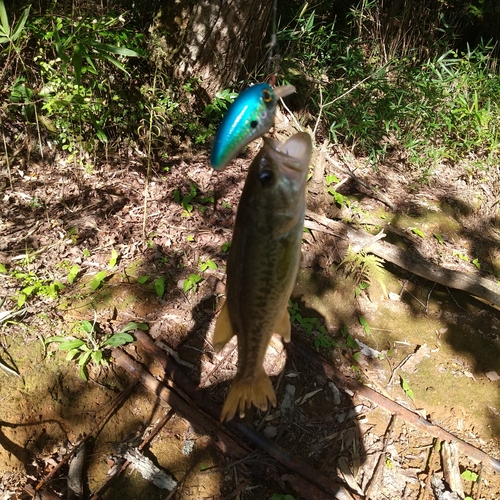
[
  {"left": 130, "top": 333, "right": 358, "bottom": 500},
  {"left": 288, "top": 341, "right": 500, "bottom": 474},
  {"left": 111, "top": 348, "right": 250, "bottom": 460},
  {"left": 305, "top": 211, "right": 500, "bottom": 307},
  {"left": 364, "top": 415, "right": 397, "bottom": 499},
  {"left": 418, "top": 436, "right": 440, "bottom": 500}
]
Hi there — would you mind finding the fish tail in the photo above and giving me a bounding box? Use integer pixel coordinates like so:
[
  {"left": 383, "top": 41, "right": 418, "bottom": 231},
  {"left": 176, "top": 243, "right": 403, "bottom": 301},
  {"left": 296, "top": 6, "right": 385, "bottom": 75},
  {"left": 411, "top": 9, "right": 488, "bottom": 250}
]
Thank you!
[{"left": 220, "top": 371, "right": 277, "bottom": 422}]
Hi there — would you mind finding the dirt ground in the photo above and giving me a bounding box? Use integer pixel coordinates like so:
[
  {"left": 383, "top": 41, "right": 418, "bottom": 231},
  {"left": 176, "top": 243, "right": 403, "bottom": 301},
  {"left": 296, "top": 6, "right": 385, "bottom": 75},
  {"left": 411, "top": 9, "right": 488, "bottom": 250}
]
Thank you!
[{"left": 0, "top": 123, "right": 499, "bottom": 499}]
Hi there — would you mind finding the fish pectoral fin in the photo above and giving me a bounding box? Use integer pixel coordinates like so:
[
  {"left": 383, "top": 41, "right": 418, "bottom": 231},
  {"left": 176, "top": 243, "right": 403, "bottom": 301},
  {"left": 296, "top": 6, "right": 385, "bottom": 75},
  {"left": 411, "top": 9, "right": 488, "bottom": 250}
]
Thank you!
[
  {"left": 274, "top": 307, "right": 291, "bottom": 343},
  {"left": 212, "top": 301, "right": 235, "bottom": 352},
  {"left": 220, "top": 371, "right": 277, "bottom": 422}
]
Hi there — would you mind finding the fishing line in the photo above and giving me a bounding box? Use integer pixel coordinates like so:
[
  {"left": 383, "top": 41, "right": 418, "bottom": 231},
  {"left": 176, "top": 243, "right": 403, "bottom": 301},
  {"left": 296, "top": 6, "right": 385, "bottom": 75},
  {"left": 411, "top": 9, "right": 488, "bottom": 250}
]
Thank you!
[{"left": 266, "top": 0, "right": 279, "bottom": 85}]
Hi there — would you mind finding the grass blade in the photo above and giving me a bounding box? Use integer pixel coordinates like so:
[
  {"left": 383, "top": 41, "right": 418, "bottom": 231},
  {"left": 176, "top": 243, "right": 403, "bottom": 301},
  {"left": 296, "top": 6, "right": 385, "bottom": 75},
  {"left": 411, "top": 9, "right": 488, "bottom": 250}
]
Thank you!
[
  {"left": 0, "top": 0, "right": 9, "bottom": 38},
  {"left": 89, "top": 41, "right": 140, "bottom": 57},
  {"left": 11, "top": 5, "right": 30, "bottom": 42}
]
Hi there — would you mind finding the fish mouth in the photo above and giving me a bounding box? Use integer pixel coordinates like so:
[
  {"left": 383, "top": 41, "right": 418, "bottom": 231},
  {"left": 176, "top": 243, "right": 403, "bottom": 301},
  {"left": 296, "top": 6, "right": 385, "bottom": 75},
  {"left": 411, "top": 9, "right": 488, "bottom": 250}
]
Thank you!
[
  {"left": 263, "top": 133, "right": 312, "bottom": 175},
  {"left": 273, "top": 85, "right": 296, "bottom": 100}
]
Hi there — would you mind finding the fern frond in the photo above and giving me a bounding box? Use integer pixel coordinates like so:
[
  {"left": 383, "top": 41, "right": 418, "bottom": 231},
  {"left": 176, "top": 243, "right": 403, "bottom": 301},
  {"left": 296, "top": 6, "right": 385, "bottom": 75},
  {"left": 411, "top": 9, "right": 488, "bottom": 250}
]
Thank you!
[{"left": 340, "top": 246, "right": 387, "bottom": 297}]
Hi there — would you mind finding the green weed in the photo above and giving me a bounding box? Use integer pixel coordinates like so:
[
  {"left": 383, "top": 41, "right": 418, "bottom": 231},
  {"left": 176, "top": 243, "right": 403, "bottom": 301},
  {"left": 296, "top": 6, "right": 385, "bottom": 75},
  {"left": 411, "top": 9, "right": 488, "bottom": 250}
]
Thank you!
[
  {"left": 280, "top": 5, "right": 500, "bottom": 175},
  {"left": 269, "top": 494, "right": 296, "bottom": 500},
  {"left": 3, "top": 259, "right": 64, "bottom": 307},
  {"left": 288, "top": 302, "right": 338, "bottom": 351},
  {"left": 400, "top": 376, "right": 415, "bottom": 401},
  {"left": 358, "top": 315, "right": 371, "bottom": 335},
  {"left": 341, "top": 247, "right": 387, "bottom": 297},
  {"left": 183, "top": 273, "right": 203, "bottom": 293},
  {"left": 46, "top": 320, "right": 146, "bottom": 381},
  {"left": 154, "top": 276, "right": 165, "bottom": 298},
  {"left": 198, "top": 259, "right": 217, "bottom": 273},
  {"left": 90, "top": 271, "right": 107, "bottom": 290},
  {"left": 461, "top": 470, "right": 478, "bottom": 482}
]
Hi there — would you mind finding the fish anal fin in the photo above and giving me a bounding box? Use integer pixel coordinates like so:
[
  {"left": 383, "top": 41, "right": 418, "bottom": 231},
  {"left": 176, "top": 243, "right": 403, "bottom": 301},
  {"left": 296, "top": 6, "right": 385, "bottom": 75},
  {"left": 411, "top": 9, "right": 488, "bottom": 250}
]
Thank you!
[
  {"left": 212, "top": 301, "right": 234, "bottom": 353},
  {"left": 220, "top": 371, "right": 277, "bottom": 422},
  {"left": 274, "top": 307, "right": 291, "bottom": 343}
]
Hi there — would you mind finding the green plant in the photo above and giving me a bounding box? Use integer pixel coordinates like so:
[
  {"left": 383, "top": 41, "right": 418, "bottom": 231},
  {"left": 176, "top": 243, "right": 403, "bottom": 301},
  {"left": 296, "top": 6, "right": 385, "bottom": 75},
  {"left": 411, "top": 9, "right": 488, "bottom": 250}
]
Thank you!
[
  {"left": 198, "top": 259, "right": 217, "bottom": 272},
  {"left": 204, "top": 88, "right": 238, "bottom": 122},
  {"left": 269, "top": 494, "right": 296, "bottom": 500},
  {"left": 288, "top": 302, "right": 338, "bottom": 351},
  {"left": 340, "top": 325, "right": 360, "bottom": 351},
  {"left": 155, "top": 276, "right": 165, "bottom": 298},
  {"left": 326, "top": 174, "right": 352, "bottom": 208},
  {"left": 174, "top": 184, "right": 197, "bottom": 215},
  {"left": 358, "top": 315, "right": 371, "bottom": 335},
  {"left": 173, "top": 184, "right": 215, "bottom": 216},
  {"left": 461, "top": 470, "right": 478, "bottom": 482},
  {"left": 0, "top": 1, "right": 30, "bottom": 53},
  {"left": 183, "top": 273, "right": 202, "bottom": 293},
  {"left": 67, "top": 264, "right": 79, "bottom": 284},
  {"left": 109, "top": 249, "right": 119, "bottom": 268},
  {"left": 46, "top": 320, "right": 146, "bottom": 381},
  {"left": 341, "top": 247, "right": 387, "bottom": 297},
  {"left": 21, "top": 12, "right": 143, "bottom": 156},
  {"left": 434, "top": 233, "right": 444, "bottom": 244},
  {"left": 4, "top": 259, "right": 64, "bottom": 307},
  {"left": 400, "top": 376, "right": 415, "bottom": 401},
  {"left": 279, "top": 4, "right": 500, "bottom": 175},
  {"left": 90, "top": 271, "right": 107, "bottom": 290},
  {"left": 354, "top": 281, "right": 370, "bottom": 298}
]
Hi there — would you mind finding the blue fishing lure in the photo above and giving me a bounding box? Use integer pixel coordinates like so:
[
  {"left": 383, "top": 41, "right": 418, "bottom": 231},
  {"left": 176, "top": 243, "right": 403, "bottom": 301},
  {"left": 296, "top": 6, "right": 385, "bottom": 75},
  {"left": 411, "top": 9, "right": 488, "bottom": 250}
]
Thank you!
[{"left": 210, "top": 83, "right": 295, "bottom": 171}]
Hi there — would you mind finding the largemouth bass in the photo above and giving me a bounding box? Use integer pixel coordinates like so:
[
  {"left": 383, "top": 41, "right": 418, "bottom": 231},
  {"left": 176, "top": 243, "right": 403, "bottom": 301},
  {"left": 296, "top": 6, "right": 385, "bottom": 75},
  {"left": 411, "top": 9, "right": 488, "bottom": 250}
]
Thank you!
[
  {"left": 210, "top": 83, "right": 295, "bottom": 171},
  {"left": 213, "top": 132, "right": 312, "bottom": 422}
]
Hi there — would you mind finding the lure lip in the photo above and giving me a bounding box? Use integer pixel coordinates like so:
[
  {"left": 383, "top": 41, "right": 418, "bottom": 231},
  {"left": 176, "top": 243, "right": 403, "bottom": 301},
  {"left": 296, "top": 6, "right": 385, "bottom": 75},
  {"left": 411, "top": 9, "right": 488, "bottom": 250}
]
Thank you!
[{"left": 273, "top": 84, "right": 296, "bottom": 100}]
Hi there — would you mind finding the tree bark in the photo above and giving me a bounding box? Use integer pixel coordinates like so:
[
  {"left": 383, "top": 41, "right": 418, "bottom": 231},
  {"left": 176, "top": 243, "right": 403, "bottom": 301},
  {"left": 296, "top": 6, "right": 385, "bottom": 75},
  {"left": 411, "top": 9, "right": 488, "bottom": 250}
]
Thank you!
[{"left": 156, "top": 0, "right": 272, "bottom": 97}]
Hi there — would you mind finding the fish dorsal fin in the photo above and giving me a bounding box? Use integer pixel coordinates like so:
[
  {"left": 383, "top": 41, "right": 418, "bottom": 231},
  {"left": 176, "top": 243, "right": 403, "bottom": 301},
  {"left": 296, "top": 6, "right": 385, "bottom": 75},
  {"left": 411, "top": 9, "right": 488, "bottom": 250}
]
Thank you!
[
  {"left": 274, "top": 307, "right": 291, "bottom": 343},
  {"left": 212, "top": 301, "right": 235, "bottom": 352}
]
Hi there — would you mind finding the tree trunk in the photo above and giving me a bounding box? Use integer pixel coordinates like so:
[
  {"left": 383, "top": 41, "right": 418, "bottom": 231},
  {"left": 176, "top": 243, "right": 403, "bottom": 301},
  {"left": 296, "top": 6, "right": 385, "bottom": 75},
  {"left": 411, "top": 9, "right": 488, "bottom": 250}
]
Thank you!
[{"left": 156, "top": 0, "right": 273, "bottom": 98}]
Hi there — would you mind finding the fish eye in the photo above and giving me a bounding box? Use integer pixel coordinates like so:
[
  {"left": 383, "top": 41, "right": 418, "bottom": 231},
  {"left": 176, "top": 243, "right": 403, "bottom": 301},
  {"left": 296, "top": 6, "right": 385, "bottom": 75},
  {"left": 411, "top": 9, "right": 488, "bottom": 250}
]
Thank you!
[
  {"left": 259, "top": 169, "right": 274, "bottom": 186},
  {"left": 262, "top": 89, "right": 273, "bottom": 104},
  {"left": 250, "top": 120, "right": 258, "bottom": 129}
]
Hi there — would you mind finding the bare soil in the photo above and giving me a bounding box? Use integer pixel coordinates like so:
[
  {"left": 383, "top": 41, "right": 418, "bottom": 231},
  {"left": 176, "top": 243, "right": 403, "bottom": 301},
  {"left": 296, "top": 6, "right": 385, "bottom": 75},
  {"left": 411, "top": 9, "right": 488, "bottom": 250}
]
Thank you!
[{"left": 0, "top": 129, "right": 499, "bottom": 499}]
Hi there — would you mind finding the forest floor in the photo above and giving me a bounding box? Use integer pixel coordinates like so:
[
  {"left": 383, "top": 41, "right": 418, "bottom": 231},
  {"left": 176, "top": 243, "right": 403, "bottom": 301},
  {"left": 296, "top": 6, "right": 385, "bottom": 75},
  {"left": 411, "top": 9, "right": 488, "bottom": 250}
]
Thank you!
[{"left": 0, "top": 123, "right": 500, "bottom": 500}]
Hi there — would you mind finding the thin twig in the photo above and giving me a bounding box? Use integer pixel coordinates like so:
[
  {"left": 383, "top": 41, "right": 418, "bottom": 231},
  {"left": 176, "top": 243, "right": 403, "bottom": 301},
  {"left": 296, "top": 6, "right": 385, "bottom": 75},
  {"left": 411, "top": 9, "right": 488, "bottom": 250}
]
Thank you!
[
  {"left": 1, "top": 120, "right": 12, "bottom": 189},
  {"left": 142, "top": 67, "right": 158, "bottom": 239},
  {"left": 365, "top": 414, "right": 397, "bottom": 499},
  {"left": 313, "top": 85, "right": 323, "bottom": 139},
  {"left": 418, "top": 438, "right": 441, "bottom": 500},
  {"left": 327, "top": 151, "right": 395, "bottom": 210},
  {"left": 321, "top": 62, "right": 391, "bottom": 110},
  {"left": 279, "top": 96, "right": 303, "bottom": 132},
  {"left": 426, "top": 283, "right": 436, "bottom": 313}
]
